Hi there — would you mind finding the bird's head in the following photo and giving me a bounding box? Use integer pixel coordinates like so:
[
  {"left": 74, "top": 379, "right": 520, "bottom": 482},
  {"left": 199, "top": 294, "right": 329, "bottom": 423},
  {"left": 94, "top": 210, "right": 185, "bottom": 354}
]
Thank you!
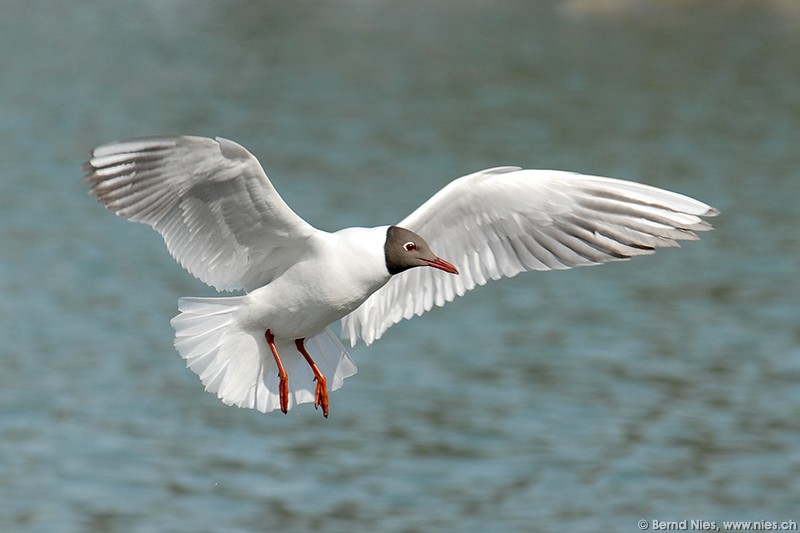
[{"left": 384, "top": 225, "right": 459, "bottom": 276}]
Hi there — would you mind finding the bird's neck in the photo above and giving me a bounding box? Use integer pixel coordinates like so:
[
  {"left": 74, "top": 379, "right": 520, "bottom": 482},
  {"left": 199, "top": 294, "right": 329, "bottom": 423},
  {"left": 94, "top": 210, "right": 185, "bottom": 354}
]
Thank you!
[{"left": 324, "top": 226, "right": 393, "bottom": 288}]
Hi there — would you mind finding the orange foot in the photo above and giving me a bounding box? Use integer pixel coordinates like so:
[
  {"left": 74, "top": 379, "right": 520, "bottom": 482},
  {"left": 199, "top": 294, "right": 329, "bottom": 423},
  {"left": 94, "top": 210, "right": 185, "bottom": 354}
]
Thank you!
[{"left": 295, "top": 339, "right": 329, "bottom": 418}]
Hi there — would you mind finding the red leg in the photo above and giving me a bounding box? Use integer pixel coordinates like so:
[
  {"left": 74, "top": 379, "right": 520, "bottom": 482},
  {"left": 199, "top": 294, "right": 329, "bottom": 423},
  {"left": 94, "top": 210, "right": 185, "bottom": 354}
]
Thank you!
[
  {"left": 265, "top": 330, "right": 289, "bottom": 414},
  {"left": 295, "top": 339, "right": 329, "bottom": 418}
]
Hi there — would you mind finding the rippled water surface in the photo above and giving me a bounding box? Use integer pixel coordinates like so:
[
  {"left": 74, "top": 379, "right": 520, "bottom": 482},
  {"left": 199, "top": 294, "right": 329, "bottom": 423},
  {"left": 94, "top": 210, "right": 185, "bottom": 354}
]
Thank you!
[{"left": 2, "top": 1, "right": 799, "bottom": 531}]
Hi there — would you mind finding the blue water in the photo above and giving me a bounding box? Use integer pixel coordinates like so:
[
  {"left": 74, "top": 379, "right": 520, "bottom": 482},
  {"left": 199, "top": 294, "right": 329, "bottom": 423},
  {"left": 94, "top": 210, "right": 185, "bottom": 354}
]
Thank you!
[{"left": 2, "top": 1, "right": 799, "bottom": 531}]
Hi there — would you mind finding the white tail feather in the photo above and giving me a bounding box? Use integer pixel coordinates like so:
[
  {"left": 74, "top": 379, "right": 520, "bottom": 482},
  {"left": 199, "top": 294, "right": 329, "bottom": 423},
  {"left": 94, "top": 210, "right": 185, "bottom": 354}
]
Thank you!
[{"left": 171, "top": 297, "right": 358, "bottom": 413}]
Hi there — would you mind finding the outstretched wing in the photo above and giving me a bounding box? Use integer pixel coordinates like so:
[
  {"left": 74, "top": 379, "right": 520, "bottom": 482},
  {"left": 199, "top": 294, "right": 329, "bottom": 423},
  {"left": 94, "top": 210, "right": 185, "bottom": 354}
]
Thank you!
[
  {"left": 342, "top": 167, "right": 718, "bottom": 345},
  {"left": 84, "top": 136, "right": 317, "bottom": 292}
]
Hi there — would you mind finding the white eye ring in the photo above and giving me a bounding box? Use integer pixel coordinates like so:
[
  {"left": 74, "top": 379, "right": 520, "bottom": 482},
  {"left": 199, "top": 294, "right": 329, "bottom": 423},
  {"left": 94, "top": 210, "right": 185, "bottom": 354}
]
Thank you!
[{"left": 403, "top": 241, "right": 417, "bottom": 252}]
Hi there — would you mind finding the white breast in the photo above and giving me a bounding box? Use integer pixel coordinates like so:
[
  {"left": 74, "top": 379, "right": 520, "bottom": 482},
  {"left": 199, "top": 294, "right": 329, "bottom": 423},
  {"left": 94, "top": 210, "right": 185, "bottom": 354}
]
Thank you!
[{"left": 237, "top": 226, "right": 392, "bottom": 340}]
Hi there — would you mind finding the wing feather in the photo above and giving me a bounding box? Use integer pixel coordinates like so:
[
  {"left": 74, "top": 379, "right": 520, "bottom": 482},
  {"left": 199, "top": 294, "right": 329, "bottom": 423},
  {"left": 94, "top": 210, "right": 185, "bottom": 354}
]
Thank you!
[
  {"left": 342, "top": 168, "right": 718, "bottom": 345},
  {"left": 84, "top": 136, "right": 317, "bottom": 292}
]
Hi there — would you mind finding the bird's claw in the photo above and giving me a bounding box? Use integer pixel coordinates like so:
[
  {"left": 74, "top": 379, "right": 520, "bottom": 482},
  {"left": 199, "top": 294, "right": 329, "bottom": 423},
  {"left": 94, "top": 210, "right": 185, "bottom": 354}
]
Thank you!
[{"left": 313, "top": 375, "right": 329, "bottom": 418}]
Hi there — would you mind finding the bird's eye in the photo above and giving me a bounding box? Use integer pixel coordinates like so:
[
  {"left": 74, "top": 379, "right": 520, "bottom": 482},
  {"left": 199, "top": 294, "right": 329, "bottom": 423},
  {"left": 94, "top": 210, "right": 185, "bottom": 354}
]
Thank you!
[{"left": 403, "top": 241, "right": 417, "bottom": 252}]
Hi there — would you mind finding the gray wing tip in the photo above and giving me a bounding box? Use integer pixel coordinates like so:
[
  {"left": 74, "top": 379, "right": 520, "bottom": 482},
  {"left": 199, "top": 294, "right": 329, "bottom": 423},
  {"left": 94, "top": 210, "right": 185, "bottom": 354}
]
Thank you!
[
  {"left": 90, "top": 136, "right": 180, "bottom": 157},
  {"left": 80, "top": 159, "right": 95, "bottom": 175},
  {"left": 82, "top": 136, "right": 188, "bottom": 182},
  {"left": 690, "top": 206, "right": 719, "bottom": 232},
  {"left": 83, "top": 137, "right": 180, "bottom": 175},
  {"left": 82, "top": 137, "right": 184, "bottom": 216}
]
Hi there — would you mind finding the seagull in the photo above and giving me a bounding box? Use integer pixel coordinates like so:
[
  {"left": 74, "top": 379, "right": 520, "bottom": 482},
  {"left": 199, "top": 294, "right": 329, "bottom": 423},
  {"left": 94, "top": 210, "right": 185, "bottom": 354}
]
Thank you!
[{"left": 84, "top": 136, "right": 718, "bottom": 417}]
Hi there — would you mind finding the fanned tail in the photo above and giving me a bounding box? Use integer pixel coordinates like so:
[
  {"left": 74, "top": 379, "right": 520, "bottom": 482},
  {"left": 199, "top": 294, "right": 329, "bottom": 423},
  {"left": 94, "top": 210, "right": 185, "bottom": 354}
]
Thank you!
[{"left": 170, "top": 297, "right": 358, "bottom": 414}]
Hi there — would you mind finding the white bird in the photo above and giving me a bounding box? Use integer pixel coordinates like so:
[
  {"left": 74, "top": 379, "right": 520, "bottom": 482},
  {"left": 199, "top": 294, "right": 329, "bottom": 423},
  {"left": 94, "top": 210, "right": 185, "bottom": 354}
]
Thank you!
[{"left": 84, "top": 136, "right": 718, "bottom": 417}]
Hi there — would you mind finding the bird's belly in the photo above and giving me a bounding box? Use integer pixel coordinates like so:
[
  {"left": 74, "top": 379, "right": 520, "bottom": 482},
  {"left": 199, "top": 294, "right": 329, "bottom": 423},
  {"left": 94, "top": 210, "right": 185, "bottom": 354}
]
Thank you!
[{"left": 237, "top": 269, "right": 388, "bottom": 340}]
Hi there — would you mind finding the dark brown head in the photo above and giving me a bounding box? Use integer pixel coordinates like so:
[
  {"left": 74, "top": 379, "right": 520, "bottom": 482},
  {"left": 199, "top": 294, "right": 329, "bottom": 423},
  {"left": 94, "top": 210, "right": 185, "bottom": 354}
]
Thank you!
[{"left": 384, "top": 226, "right": 459, "bottom": 276}]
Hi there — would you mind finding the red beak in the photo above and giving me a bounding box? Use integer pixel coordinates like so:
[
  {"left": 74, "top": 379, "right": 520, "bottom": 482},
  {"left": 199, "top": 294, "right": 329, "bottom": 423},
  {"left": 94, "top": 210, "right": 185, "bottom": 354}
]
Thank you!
[{"left": 425, "top": 257, "right": 459, "bottom": 275}]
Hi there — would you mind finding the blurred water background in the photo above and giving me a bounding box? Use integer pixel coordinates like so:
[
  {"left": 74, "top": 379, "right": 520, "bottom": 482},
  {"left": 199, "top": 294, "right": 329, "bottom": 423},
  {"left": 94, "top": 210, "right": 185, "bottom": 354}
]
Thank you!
[{"left": 2, "top": 1, "right": 799, "bottom": 531}]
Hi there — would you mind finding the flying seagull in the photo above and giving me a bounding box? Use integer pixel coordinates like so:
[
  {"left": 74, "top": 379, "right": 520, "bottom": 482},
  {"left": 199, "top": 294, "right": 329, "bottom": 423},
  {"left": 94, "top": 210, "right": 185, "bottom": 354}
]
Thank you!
[{"left": 84, "top": 136, "right": 718, "bottom": 417}]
